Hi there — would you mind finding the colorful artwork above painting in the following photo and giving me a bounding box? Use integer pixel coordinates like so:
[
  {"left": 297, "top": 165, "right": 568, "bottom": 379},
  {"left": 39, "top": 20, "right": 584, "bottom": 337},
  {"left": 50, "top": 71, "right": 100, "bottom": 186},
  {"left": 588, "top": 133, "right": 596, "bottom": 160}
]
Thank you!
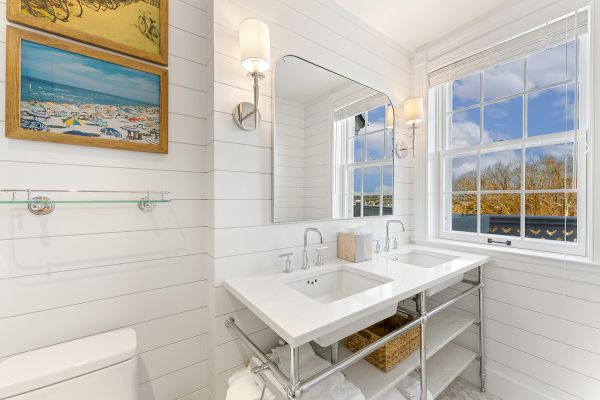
[
  {"left": 7, "top": 0, "right": 168, "bottom": 65},
  {"left": 6, "top": 27, "right": 168, "bottom": 154}
]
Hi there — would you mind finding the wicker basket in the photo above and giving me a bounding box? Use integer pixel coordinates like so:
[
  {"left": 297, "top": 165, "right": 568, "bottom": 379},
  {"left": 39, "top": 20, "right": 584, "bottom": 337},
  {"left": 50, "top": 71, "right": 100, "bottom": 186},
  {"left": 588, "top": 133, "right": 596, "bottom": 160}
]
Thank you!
[{"left": 343, "top": 314, "right": 421, "bottom": 372}]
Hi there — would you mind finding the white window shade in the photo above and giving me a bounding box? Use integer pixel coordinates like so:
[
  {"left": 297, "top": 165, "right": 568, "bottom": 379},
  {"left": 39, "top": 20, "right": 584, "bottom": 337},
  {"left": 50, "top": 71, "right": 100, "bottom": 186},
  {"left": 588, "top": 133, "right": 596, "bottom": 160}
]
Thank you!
[
  {"left": 334, "top": 93, "right": 390, "bottom": 121},
  {"left": 428, "top": 9, "right": 588, "bottom": 87}
]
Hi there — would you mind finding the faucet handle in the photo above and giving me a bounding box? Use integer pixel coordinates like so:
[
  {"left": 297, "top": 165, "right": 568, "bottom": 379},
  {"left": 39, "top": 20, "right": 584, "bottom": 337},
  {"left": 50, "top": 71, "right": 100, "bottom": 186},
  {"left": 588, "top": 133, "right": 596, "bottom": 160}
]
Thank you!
[
  {"left": 393, "top": 236, "right": 399, "bottom": 250},
  {"left": 374, "top": 240, "right": 381, "bottom": 254},
  {"left": 279, "top": 252, "right": 293, "bottom": 273},
  {"left": 315, "top": 246, "right": 328, "bottom": 266}
]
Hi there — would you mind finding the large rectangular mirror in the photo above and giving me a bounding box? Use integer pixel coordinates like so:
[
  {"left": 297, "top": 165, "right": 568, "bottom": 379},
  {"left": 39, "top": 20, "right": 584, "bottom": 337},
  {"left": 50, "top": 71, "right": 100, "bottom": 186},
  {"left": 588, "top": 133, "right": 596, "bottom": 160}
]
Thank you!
[{"left": 273, "top": 55, "right": 395, "bottom": 223}]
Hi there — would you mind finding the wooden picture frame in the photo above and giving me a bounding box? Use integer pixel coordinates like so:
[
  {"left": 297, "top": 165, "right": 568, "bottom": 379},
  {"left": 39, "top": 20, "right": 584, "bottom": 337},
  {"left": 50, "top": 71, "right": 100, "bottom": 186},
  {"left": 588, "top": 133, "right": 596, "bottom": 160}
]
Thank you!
[
  {"left": 6, "top": 27, "right": 168, "bottom": 154},
  {"left": 7, "top": 0, "right": 168, "bottom": 65}
]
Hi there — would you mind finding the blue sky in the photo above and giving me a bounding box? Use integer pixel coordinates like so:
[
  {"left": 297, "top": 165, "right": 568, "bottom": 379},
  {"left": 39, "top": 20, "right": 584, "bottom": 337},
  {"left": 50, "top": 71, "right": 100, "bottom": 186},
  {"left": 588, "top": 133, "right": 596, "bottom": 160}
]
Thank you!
[
  {"left": 449, "top": 40, "right": 577, "bottom": 188},
  {"left": 21, "top": 40, "right": 160, "bottom": 106}
]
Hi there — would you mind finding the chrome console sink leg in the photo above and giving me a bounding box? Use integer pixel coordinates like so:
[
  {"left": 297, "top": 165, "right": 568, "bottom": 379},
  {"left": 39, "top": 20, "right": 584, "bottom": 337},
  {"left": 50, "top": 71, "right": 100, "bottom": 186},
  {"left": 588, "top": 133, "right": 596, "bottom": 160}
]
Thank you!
[
  {"left": 478, "top": 265, "right": 487, "bottom": 392},
  {"left": 418, "top": 291, "right": 428, "bottom": 400},
  {"left": 331, "top": 341, "right": 339, "bottom": 364}
]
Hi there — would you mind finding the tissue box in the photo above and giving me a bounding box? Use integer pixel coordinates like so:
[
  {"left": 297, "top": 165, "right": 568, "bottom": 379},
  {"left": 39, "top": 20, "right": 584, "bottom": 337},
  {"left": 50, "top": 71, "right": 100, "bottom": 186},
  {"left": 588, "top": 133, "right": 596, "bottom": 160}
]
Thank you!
[{"left": 337, "top": 232, "right": 372, "bottom": 262}]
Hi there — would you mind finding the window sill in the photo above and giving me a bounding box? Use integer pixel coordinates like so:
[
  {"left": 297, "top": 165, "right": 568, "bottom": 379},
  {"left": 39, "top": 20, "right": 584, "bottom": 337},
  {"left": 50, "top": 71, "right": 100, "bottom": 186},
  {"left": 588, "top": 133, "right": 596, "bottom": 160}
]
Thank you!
[{"left": 413, "top": 238, "right": 600, "bottom": 283}]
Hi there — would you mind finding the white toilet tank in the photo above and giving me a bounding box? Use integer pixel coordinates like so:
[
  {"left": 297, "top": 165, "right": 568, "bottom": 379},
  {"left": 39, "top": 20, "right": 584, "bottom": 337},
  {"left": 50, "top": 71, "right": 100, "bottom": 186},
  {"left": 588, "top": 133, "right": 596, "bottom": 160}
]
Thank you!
[{"left": 0, "top": 328, "right": 138, "bottom": 400}]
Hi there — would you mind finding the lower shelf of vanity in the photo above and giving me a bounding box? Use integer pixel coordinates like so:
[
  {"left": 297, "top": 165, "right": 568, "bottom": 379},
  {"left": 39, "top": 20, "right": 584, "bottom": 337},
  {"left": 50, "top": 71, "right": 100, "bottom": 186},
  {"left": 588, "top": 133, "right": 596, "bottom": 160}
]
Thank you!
[{"left": 315, "top": 308, "right": 477, "bottom": 400}]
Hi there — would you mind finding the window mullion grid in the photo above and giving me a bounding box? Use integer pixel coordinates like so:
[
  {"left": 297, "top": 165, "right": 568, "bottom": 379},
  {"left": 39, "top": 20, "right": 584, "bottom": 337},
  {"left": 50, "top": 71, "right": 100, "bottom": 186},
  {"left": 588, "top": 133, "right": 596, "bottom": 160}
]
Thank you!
[
  {"left": 477, "top": 72, "right": 483, "bottom": 237},
  {"left": 521, "top": 57, "right": 528, "bottom": 241}
]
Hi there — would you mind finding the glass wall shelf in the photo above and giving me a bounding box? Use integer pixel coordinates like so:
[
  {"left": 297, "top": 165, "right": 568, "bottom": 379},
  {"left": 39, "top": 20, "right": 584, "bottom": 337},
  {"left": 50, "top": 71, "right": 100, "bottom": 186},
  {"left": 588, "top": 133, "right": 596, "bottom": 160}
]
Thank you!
[
  {"left": 0, "top": 189, "right": 170, "bottom": 215},
  {"left": 0, "top": 200, "right": 171, "bottom": 204}
]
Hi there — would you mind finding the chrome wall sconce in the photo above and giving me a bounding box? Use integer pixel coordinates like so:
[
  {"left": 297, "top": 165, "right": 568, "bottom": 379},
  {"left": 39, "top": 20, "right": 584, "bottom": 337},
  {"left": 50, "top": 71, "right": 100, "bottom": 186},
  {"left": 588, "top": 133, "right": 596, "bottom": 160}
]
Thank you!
[
  {"left": 395, "top": 97, "right": 423, "bottom": 158},
  {"left": 232, "top": 19, "right": 271, "bottom": 131}
]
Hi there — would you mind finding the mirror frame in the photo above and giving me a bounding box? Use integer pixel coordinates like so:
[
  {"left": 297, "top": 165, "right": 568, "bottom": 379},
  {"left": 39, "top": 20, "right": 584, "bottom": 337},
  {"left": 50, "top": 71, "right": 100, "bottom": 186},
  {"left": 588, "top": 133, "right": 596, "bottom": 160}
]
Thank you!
[{"left": 272, "top": 55, "right": 397, "bottom": 224}]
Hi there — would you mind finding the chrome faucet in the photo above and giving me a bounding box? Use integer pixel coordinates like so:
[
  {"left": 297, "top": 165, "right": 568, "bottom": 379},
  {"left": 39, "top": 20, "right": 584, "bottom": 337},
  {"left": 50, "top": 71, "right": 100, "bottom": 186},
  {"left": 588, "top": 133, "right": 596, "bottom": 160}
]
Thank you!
[
  {"left": 302, "top": 227, "right": 323, "bottom": 270},
  {"left": 385, "top": 219, "right": 405, "bottom": 252}
]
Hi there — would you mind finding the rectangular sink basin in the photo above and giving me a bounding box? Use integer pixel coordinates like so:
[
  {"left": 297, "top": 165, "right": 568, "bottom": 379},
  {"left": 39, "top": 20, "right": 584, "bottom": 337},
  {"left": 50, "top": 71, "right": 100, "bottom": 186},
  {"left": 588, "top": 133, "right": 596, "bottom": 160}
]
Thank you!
[
  {"left": 285, "top": 266, "right": 395, "bottom": 346},
  {"left": 390, "top": 250, "right": 462, "bottom": 296},
  {"left": 285, "top": 266, "right": 391, "bottom": 304},
  {"left": 391, "top": 250, "right": 457, "bottom": 268}
]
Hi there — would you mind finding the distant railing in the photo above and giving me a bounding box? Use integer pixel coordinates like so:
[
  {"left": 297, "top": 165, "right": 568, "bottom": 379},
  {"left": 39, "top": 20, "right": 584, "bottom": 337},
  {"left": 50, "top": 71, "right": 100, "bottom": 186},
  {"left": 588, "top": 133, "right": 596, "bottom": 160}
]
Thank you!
[
  {"left": 452, "top": 214, "right": 577, "bottom": 242},
  {"left": 355, "top": 205, "right": 393, "bottom": 217}
]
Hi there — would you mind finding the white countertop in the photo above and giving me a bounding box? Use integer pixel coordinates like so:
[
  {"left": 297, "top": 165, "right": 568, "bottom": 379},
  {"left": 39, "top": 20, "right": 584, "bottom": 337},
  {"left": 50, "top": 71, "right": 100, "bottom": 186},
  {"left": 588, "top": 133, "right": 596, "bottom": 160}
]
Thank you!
[{"left": 224, "top": 245, "right": 490, "bottom": 347}]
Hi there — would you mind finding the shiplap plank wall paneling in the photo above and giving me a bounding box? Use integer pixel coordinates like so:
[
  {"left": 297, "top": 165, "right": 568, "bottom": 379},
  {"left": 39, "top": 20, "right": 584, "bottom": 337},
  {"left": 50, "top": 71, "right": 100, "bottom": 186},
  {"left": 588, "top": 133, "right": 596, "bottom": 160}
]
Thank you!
[
  {"left": 207, "top": 0, "right": 413, "bottom": 398},
  {"left": 273, "top": 97, "right": 306, "bottom": 222},
  {"left": 0, "top": 0, "right": 209, "bottom": 398},
  {"left": 426, "top": 263, "right": 600, "bottom": 400},
  {"left": 303, "top": 99, "right": 331, "bottom": 220}
]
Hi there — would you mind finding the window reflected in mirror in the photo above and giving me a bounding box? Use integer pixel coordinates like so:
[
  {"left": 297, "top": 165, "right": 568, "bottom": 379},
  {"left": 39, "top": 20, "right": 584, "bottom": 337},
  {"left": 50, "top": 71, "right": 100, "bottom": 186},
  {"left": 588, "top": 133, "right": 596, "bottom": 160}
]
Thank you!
[{"left": 273, "top": 56, "right": 395, "bottom": 223}]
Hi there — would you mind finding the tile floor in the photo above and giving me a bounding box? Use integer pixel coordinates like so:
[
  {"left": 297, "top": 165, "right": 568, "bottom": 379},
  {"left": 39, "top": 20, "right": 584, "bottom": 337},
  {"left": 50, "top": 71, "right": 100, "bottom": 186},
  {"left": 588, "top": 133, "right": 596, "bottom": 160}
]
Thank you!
[{"left": 437, "top": 378, "right": 502, "bottom": 400}]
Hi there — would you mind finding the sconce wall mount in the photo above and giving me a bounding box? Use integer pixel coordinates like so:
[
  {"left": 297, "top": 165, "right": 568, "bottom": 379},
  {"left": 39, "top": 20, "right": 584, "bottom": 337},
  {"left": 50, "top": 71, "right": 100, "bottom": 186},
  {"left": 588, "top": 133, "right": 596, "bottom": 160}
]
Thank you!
[
  {"left": 396, "top": 97, "right": 424, "bottom": 158},
  {"left": 232, "top": 19, "right": 271, "bottom": 131}
]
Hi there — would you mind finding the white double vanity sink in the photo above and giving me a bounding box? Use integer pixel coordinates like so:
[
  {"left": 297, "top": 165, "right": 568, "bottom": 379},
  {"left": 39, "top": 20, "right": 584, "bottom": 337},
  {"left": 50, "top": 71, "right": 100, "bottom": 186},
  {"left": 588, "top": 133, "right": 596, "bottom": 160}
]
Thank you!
[{"left": 224, "top": 245, "right": 490, "bottom": 400}]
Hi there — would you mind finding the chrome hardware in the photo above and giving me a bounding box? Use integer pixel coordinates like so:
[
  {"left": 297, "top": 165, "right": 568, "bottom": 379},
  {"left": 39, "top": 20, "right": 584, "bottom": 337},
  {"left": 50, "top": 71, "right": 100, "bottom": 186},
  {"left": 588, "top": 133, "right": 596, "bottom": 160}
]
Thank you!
[
  {"left": 27, "top": 196, "right": 55, "bottom": 215},
  {"left": 487, "top": 238, "right": 511, "bottom": 246},
  {"left": 385, "top": 220, "right": 406, "bottom": 252},
  {"left": 315, "top": 246, "right": 328, "bottom": 266},
  {"left": 279, "top": 252, "right": 294, "bottom": 273},
  {"left": 374, "top": 240, "right": 381, "bottom": 254},
  {"left": 393, "top": 236, "right": 399, "bottom": 250},
  {"left": 302, "top": 227, "right": 323, "bottom": 270}
]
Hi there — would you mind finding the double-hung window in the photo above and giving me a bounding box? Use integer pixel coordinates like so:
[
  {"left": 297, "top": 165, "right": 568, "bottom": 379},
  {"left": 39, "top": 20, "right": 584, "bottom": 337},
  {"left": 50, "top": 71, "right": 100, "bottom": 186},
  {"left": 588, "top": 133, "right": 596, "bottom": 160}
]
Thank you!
[
  {"left": 338, "top": 103, "right": 394, "bottom": 218},
  {"left": 435, "top": 15, "right": 589, "bottom": 255}
]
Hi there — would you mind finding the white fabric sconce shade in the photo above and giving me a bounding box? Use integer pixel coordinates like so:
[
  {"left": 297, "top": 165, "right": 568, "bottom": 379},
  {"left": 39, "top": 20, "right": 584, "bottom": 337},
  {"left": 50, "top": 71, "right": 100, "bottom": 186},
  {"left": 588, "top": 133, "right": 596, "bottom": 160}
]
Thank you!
[
  {"left": 239, "top": 19, "right": 271, "bottom": 73},
  {"left": 403, "top": 97, "right": 423, "bottom": 125}
]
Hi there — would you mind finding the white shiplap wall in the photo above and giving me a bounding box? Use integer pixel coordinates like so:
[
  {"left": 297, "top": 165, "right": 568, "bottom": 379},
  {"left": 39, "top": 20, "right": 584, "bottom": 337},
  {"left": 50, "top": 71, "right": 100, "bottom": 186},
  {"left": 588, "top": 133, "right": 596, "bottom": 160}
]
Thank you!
[
  {"left": 0, "top": 0, "right": 210, "bottom": 399},
  {"left": 206, "top": 0, "right": 413, "bottom": 398},
  {"left": 303, "top": 98, "right": 331, "bottom": 220},
  {"left": 273, "top": 97, "right": 306, "bottom": 222}
]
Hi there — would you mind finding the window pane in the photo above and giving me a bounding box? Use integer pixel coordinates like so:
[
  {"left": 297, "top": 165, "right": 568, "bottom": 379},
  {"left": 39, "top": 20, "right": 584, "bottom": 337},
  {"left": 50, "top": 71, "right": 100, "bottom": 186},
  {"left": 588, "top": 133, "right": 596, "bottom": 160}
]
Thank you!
[
  {"left": 451, "top": 154, "right": 477, "bottom": 191},
  {"left": 367, "top": 106, "right": 385, "bottom": 133},
  {"left": 385, "top": 130, "right": 394, "bottom": 159},
  {"left": 351, "top": 136, "right": 365, "bottom": 162},
  {"left": 451, "top": 108, "right": 480, "bottom": 149},
  {"left": 352, "top": 168, "right": 362, "bottom": 193},
  {"left": 482, "top": 96, "right": 523, "bottom": 143},
  {"left": 366, "top": 131, "right": 385, "bottom": 160},
  {"left": 484, "top": 59, "right": 524, "bottom": 101},
  {"left": 364, "top": 166, "right": 381, "bottom": 193},
  {"left": 363, "top": 195, "right": 381, "bottom": 216},
  {"left": 527, "top": 83, "right": 575, "bottom": 136},
  {"left": 452, "top": 194, "right": 477, "bottom": 233},
  {"left": 525, "top": 193, "right": 577, "bottom": 242},
  {"left": 354, "top": 113, "right": 366, "bottom": 135},
  {"left": 480, "top": 149, "right": 521, "bottom": 190},
  {"left": 480, "top": 193, "right": 521, "bottom": 236},
  {"left": 383, "top": 195, "right": 393, "bottom": 215},
  {"left": 527, "top": 41, "right": 576, "bottom": 90},
  {"left": 352, "top": 195, "right": 362, "bottom": 217},
  {"left": 382, "top": 165, "right": 393, "bottom": 193},
  {"left": 452, "top": 73, "right": 480, "bottom": 110},
  {"left": 525, "top": 143, "right": 574, "bottom": 190}
]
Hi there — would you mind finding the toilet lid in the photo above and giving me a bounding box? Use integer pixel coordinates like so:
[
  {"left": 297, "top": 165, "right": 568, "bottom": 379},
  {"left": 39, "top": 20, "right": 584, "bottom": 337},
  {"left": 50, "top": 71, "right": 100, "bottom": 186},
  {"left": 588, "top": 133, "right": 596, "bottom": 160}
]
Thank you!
[{"left": 0, "top": 329, "right": 137, "bottom": 399}]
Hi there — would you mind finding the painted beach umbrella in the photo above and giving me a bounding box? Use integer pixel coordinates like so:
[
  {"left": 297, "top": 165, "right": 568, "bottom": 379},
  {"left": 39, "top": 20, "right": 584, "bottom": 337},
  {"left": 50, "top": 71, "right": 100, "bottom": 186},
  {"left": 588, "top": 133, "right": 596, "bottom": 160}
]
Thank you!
[{"left": 63, "top": 117, "right": 86, "bottom": 126}]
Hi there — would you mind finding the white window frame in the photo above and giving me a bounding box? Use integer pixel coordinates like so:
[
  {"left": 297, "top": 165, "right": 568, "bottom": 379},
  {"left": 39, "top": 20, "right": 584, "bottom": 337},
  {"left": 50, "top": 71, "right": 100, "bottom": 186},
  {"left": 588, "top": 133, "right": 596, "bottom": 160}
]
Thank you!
[{"left": 436, "top": 36, "right": 589, "bottom": 256}]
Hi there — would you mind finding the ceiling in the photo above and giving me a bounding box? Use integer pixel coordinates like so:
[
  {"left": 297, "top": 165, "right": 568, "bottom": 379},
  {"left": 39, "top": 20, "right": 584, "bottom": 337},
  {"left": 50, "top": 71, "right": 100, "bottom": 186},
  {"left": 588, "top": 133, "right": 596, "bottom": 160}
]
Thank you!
[{"left": 331, "top": 0, "right": 520, "bottom": 51}]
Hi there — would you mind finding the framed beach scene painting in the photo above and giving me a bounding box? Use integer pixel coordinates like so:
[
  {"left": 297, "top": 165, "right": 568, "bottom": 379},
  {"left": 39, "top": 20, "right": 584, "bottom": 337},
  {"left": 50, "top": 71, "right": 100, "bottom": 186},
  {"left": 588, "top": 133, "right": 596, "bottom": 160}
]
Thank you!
[
  {"left": 6, "top": 27, "right": 168, "bottom": 154},
  {"left": 7, "top": 0, "right": 167, "bottom": 65}
]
